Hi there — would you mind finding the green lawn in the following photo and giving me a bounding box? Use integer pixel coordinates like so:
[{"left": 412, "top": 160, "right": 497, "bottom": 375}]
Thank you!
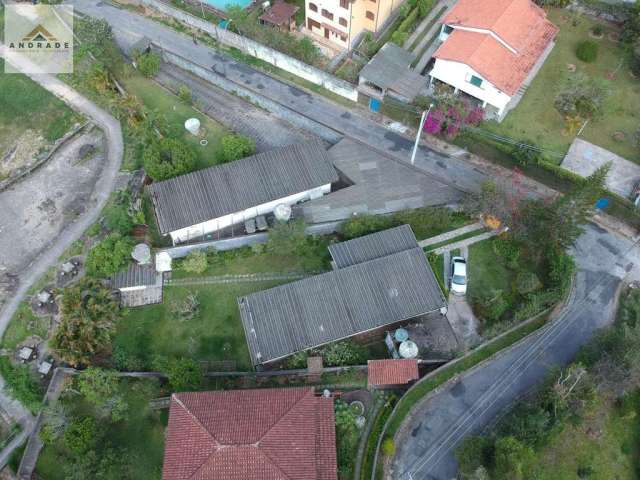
[
  {"left": 119, "top": 74, "right": 228, "bottom": 170},
  {"left": 36, "top": 378, "right": 166, "bottom": 480},
  {"left": 0, "top": 59, "right": 78, "bottom": 169},
  {"left": 467, "top": 238, "right": 513, "bottom": 299},
  {"left": 113, "top": 281, "right": 287, "bottom": 372},
  {"left": 483, "top": 9, "right": 640, "bottom": 163}
]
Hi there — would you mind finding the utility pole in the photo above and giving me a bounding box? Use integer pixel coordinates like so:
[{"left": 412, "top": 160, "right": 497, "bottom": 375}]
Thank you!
[{"left": 410, "top": 103, "right": 433, "bottom": 165}]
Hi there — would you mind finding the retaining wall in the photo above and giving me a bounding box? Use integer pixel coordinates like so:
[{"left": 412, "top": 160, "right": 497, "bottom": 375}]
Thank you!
[{"left": 140, "top": 0, "right": 359, "bottom": 101}]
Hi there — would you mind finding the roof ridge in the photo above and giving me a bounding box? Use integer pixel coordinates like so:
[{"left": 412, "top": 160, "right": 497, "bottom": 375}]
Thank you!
[
  {"left": 171, "top": 394, "right": 221, "bottom": 480},
  {"left": 256, "top": 388, "right": 315, "bottom": 445}
]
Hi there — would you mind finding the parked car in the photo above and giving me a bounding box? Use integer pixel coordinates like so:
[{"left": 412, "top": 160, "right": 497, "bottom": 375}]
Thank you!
[{"left": 450, "top": 256, "right": 467, "bottom": 295}]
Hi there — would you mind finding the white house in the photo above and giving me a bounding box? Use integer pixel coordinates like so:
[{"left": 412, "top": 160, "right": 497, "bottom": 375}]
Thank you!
[
  {"left": 429, "top": 0, "right": 558, "bottom": 119},
  {"left": 148, "top": 143, "right": 338, "bottom": 245}
]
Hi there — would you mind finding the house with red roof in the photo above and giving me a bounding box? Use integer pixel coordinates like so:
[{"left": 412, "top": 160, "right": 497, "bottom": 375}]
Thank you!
[
  {"left": 162, "top": 387, "right": 337, "bottom": 480},
  {"left": 428, "top": 0, "right": 558, "bottom": 119}
]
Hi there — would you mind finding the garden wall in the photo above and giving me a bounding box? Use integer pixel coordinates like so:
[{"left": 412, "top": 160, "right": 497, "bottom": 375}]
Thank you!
[
  {"left": 158, "top": 47, "right": 342, "bottom": 143},
  {"left": 139, "top": 0, "right": 359, "bottom": 101}
]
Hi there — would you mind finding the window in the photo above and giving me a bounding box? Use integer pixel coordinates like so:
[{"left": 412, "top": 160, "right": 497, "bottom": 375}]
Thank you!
[
  {"left": 309, "top": 2, "right": 317, "bottom": 11},
  {"left": 469, "top": 75, "right": 483, "bottom": 88},
  {"left": 443, "top": 24, "right": 453, "bottom": 34},
  {"left": 340, "top": 0, "right": 349, "bottom": 9},
  {"left": 366, "top": 10, "right": 375, "bottom": 20},
  {"left": 321, "top": 8, "right": 334, "bottom": 20},
  {"left": 340, "top": 34, "right": 347, "bottom": 42},
  {"left": 339, "top": 17, "right": 348, "bottom": 27},
  {"left": 308, "top": 18, "right": 321, "bottom": 29}
]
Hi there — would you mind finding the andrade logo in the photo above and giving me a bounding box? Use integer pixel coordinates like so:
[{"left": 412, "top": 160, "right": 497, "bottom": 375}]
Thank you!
[{"left": 4, "top": 5, "right": 74, "bottom": 74}]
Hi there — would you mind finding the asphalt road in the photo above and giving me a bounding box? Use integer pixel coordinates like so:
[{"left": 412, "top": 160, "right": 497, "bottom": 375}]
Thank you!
[
  {"left": 68, "top": 0, "right": 487, "bottom": 194},
  {"left": 391, "top": 223, "right": 639, "bottom": 480}
]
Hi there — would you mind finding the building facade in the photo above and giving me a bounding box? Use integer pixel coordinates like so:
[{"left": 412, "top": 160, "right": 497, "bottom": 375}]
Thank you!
[{"left": 305, "top": 0, "right": 400, "bottom": 49}]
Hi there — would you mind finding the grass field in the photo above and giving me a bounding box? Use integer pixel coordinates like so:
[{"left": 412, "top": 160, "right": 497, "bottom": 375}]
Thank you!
[
  {"left": 467, "top": 238, "right": 513, "bottom": 299},
  {"left": 120, "top": 74, "right": 228, "bottom": 170},
  {"left": 483, "top": 9, "right": 640, "bottom": 163},
  {"left": 36, "top": 378, "right": 166, "bottom": 480},
  {"left": 0, "top": 59, "right": 78, "bottom": 163}
]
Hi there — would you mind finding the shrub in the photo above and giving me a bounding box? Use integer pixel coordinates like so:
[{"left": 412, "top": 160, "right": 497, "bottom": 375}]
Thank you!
[
  {"left": 0, "top": 358, "right": 42, "bottom": 413},
  {"left": 382, "top": 437, "right": 396, "bottom": 456},
  {"left": 136, "top": 51, "right": 161, "bottom": 77},
  {"left": 155, "top": 357, "right": 202, "bottom": 392},
  {"left": 391, "top": 31, "right": 409, "bottom": 46},
  {"left": 64, "top": 417, "right": 98, "bottom": 455},
  {"left": 554, "top": 72, "right": 609, "bottom": 119},
  {"left": 178, "top": 85, "right": 192, "bottom": 103},
  {"left": 85, "top": 233, "right": 133, "bottom": 277},
  {"left": 592, "top": 25, "right": 604, "bottom": 36},
  {"left": 515, "top": 272, "right": 542, "bottom": 295},
  {"left": 143, "top": 137, "right": 196, "bottom": 181},
  {"left": 181, "top": 250, "right": 208, "bottom": 274},
  {"left": 220, "top": 134, "right": 256, "bottom": 162},
  {"left": 103, "top": 191, "right": 133, "bottom": 235},
  {"left": 320, "top": 340, "right": 366, "bottom": 366},
  {"left": 169, "top": 293, "right": 200, "bottom": 322},
  {"left": 576, "top": 40, "right": 598, "bottom": 63}
]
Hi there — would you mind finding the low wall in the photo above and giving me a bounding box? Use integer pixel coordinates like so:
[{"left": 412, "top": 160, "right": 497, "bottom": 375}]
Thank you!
[
  {"left": 158, "top": 220, "right": 342, "bottom": 259},
  {"left": 139, "top": 0, "right": 359, "bottom": 101},
  {"left": 159, "top": 47, "right": 342, "bottom": 143}
]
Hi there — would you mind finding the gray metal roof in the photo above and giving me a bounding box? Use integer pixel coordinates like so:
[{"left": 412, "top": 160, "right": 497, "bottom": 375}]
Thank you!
[
  {"left": 329, "top": 224, "right": 418, "bottom": 268},
  {"left": 111, "top": 263, "right": 161, "bottom": 289},
  {"left": 359, "top": 43, "right": 425, "bottom": 101},
  {"left": 148, "top": 142, "right": 338, "bottom": 234},
  {"left": 238, "top": 246, "right": 446, "bottom": 365}
]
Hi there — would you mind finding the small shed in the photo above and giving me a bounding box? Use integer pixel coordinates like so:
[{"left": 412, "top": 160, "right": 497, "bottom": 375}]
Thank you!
[
  {"left": 110, "top": 263, "right": 163, "bottom": 308},
  {"left": 358, "top": 43, "right": 426, "bottom": 103},
  {"left": 367, "top": 359, "right": 419, "bottom": 389},
  {"left": 260, "top": 1, "right": 299, "bottom": 32}
]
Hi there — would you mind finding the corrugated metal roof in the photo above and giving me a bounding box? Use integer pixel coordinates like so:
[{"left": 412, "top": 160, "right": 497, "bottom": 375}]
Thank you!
[
  {"left": 238, "top": 246, "right": 446, "bottom": 365},
  {"left": 329, "top": 224, "right": 418, "bottom": 268},
  {"left": 111, "top": 263, "right": 161, "bottom": 289},
  {"left": 148, "top": 142, "right": 338, "bottom": 234},
  {"left": 359, "top": 43, "right": 425, "bottom": 100}
]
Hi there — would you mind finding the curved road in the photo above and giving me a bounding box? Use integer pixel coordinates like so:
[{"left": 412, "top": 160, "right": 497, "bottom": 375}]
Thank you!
[
  {"left": 391, "top": 223, "right": 640, "bottom": 479},
  {"left": 0, "top": 45, "right": 124, "bottom": 336}
]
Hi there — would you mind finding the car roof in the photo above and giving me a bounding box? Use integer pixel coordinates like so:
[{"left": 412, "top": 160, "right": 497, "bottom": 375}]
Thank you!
[{"left": 453, "top": 259, "right": 466, "bottom": 276}]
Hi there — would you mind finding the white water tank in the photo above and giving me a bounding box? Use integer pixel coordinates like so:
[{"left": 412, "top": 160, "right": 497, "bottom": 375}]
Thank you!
[
  {"left": 274, "top": 203, "right": 292, "bottom": 222},
  {"left": 184, "top": 118, "right": 201, "bottom": 136},
  {"left": 132, "top": 243, "right": 152, "bottom": 265},
  {"left": 155, "top": 252, "right": 173, "bottom": 273},
  {"left": 399, "top": 340, "right": 418, "bottom": 359}
]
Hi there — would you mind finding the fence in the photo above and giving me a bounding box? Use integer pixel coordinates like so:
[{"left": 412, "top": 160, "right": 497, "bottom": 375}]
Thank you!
[{"left": 139, "top": 0, "right": 359, "bottom": 101}]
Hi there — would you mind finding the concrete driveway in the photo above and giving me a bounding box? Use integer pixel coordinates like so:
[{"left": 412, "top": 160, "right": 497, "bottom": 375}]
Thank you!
[
  {"left": 391, "top": 223, "right": 638, "bottom": 479},
  {"left": 446, "top": 293, "right": 481, "bottom": 348}
]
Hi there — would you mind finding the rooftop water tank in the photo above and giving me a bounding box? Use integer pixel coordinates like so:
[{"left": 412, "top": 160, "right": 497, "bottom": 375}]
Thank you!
[
  {"left": 184, "top": 118, "right": 201, "bottom": 136},
  {"left": 132, "top": 243, "right": 152, "bottom": 265},
  {"left": 274, "top": 203, "right": 292, "bottom": 222},
  {"left": 399, "top": 340, "right": 418, "bottom": 359}
]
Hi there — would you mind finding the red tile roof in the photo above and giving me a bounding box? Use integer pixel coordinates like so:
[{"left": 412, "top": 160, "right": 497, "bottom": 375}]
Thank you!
[
  {"left": 434, "top": 0, "right": 558, "bottom": 95},
  {"left": 260, "top": 1, "right": 299, "bottom": 26},
  {"left": 162, "top": 387, "right": 337, "bottom": 480},
  {"left": 368, "top": 359, "right": 419, "bottom": 387}
]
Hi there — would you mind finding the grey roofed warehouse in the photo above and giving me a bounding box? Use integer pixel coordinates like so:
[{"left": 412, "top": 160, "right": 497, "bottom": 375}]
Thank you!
[
  {"left": 237, "top": 226, "right": 447, "bottom": 365},
  {"left": 148, "top": 142, "right": 338, "bottom": 235}
]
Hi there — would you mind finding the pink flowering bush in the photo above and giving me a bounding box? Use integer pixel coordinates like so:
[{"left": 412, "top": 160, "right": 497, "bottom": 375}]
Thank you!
[{"left": 423, "top": 98, "right": 484, "bottom": 139}]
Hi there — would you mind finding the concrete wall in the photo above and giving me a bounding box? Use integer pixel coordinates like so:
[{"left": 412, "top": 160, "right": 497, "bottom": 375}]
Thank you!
[
  {"left": 429, "top": 58, "right": 511, "bottom": 114},
  {"left": 160, "top": 47, "right": 342, "bottom": 143},
  {"left": 160, "top": 220, "right": 342, "bottom": 258},
  {"left": 169, "top": 184, "right": 332, "bottom": 243},
  {"left": 139, "top": 0, "right": 358, "bottom": 101}
]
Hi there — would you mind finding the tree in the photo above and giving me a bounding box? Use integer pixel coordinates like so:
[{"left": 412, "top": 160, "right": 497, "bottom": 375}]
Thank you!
[
  {"left": 53, "top": 278, "right": 120, "bottom": 366},
  {"left": 178, "top": 85, "right": 192, "bottom": 103},
  {"left": 78, "top": 368, "right": 128, "bottom": 422},
  {"left": 181, "top": 250, "right": 208, "bottom": 274},
  {"left": 39, "top": 403, "right": 68, "bottom": 445},
  {"left": 493, "top": 436, "right": 534, "bottom": 480},
  {"left": 515, "top": 271, "right": 542, "bottom": 295},
  {"left": 136, "top": 51, "right": 161, "bottom": 78},
  {"left": 75, "top": 18, "right": 123, "bottom": 75},
  {"left": 143, "top": 138, "right": 196, "bottom": 181},
  {"left": 266, "top": 220, "right": 308, "bottom": 257},
  {"left": 554, "top": 72, "right": 609, "bottom": 119},
  {"left": 220, "top": 134, "right": 256, "bottom": 163},
  {"left": 64, "top": 417, "right": 99, "bottom": 455},
  {"left": 85, "top": 233, "right": 134, "bottom": 278},
  {"left": 103, "top": 191, "right": 133, "bottom": 235}
]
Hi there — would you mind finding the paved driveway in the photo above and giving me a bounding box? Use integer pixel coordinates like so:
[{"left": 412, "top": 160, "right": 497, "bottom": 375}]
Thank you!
[{"left": 391, "top": 223, "right": 639, "bottom": 480}]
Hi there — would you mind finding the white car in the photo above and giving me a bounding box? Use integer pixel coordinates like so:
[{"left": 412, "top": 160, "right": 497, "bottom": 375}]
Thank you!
[{"left": 450, "top": 256, "right": 467, "bottom": 295}]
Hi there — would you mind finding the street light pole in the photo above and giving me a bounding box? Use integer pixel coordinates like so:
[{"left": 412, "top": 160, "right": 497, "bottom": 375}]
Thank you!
[{"left": 410, "top": 103, "right": 433, "bottom": 166}]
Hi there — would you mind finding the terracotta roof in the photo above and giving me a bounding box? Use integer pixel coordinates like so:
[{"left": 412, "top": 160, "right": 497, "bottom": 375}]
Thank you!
[
  {"left": 434, "top": 0, "right": 558, "bottom": 95},
  {"left": 260, "top": 1, "right": 299, "bottom": 26},
  {"left": 368, "top": 359, "right": 419, "bottom": 387},
  {"left": 162, "top": 387, "right": 337, "bottom": 480}
]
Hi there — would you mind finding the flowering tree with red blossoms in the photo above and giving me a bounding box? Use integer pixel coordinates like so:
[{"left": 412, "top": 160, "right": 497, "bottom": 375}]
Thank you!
[{"left": 423, "top": 98, "right": 484, "bottom": 139}]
